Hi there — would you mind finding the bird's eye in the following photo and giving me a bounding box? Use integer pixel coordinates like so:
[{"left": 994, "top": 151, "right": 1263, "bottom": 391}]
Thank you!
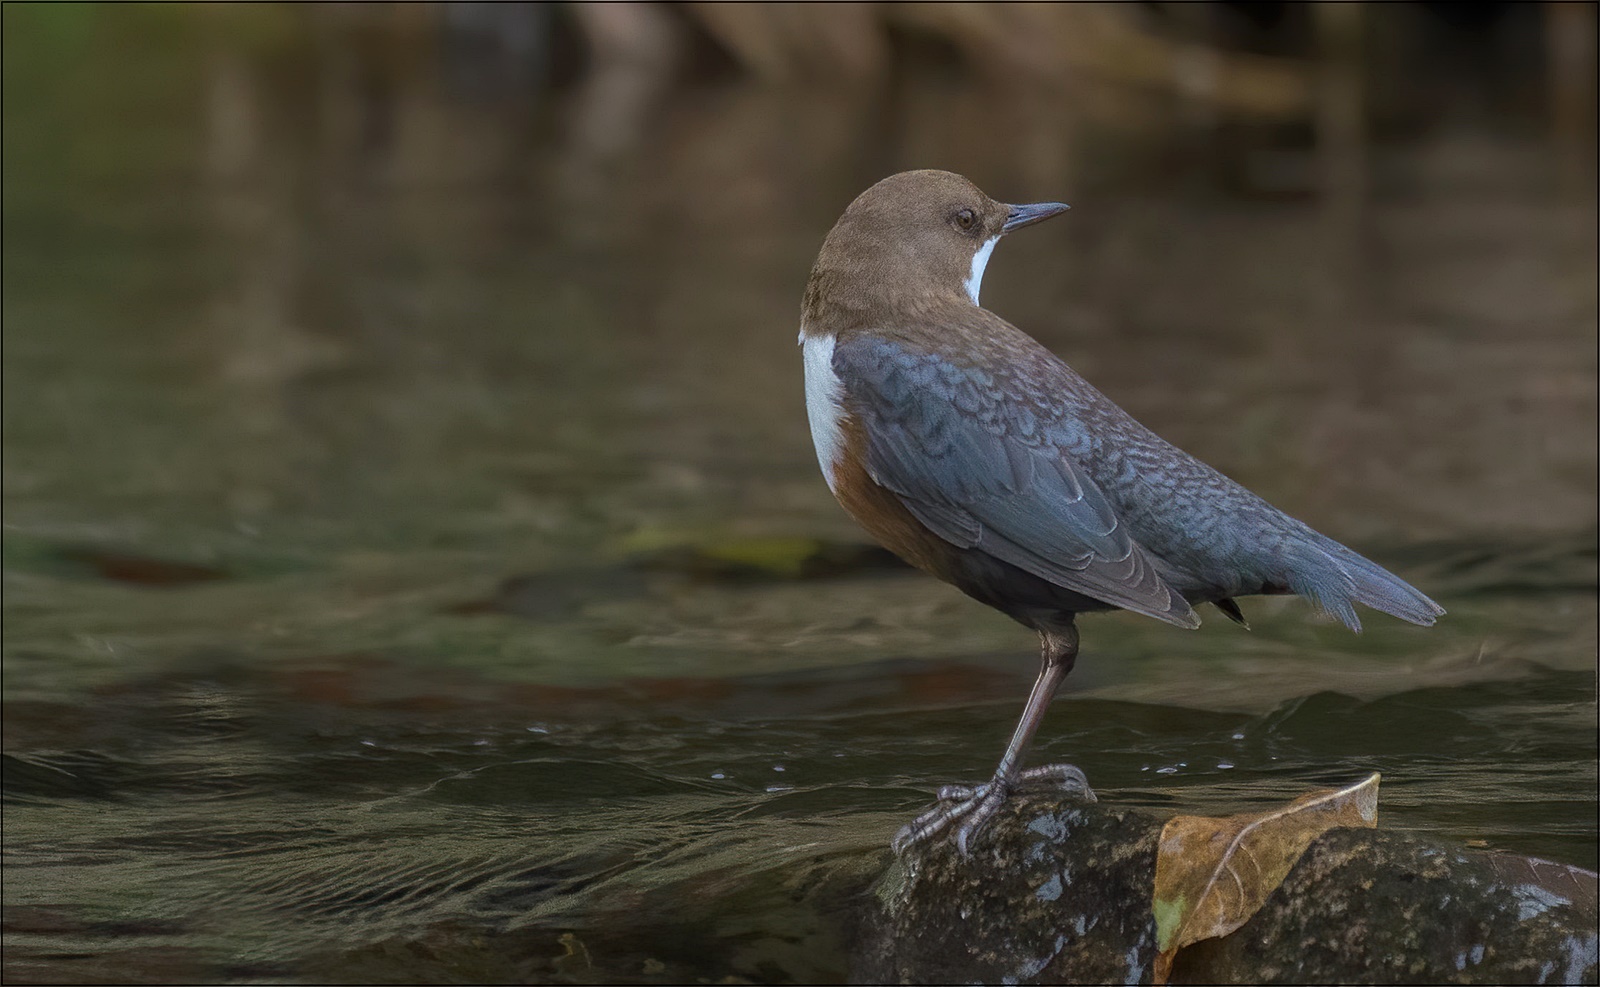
[{"left": 953, "top": 208, "right": 977, "bottom": 232}]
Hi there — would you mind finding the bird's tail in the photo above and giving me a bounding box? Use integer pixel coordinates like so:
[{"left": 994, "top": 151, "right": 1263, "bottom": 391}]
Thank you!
[{"left": 1284, "top": 532, "right": 1445, "bottom": 633}]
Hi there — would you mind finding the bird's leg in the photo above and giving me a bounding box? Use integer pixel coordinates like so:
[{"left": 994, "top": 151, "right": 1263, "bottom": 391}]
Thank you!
[{"left": 893, "top": 624, "right": 1095, "bottom": 855}]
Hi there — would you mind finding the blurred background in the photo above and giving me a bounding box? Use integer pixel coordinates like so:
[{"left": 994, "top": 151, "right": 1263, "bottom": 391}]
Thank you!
[{"left": 3, "top": 3, "right": 1596, "bottom": 983}]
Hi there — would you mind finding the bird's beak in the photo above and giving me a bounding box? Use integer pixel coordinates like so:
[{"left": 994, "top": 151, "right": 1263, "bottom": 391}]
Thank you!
[{"left": 1001, "top": 201, "right": 1071, "bottom": 233}]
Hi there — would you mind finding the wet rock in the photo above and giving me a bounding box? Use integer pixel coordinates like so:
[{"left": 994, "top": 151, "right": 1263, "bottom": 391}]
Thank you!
[
  {"left": 443, "top": 567, "right": 652, "bottom": 619},
  {"left": 853, "top": 794, "right": 1598, "bottom": 985},
  {"left": 443, "top": 539, "right": 910, "bottom": 618},
  {"left": 629, "top": 537, "right": 909, "bottom": 583}
]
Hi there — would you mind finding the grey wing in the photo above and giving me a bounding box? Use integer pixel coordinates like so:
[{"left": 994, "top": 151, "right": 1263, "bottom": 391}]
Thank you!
[{"left": 835, "top": 335, "right": 1199, "bottom": 628}]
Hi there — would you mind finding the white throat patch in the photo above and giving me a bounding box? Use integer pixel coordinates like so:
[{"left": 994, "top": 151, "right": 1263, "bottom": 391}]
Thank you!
[
  {"left": 965, "top": 236, "right": 998, "bottom": 305},
  {"left": 801, "top": 333, "right": 846, "bottom": 492}
]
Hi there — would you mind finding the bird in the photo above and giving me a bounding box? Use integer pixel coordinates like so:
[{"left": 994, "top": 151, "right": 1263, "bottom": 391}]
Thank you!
[{"left": 797, "top": 170, "right": 1444, "bottom": 855}]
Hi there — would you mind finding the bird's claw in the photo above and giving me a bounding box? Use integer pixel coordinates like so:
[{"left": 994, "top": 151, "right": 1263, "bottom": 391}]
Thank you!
[
  {"left": 891, "top": 781, "right": 996, "bottom": 854},
  {"left": 892, "top": 762, "right": 1096, "bottom": 855},
  {"left": 1015, "top": 762, "right": 1096, "bottom": 800}
]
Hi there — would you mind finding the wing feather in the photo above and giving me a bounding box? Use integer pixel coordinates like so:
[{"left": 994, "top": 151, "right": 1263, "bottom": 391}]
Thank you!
[{"left": 835, "top": 334, "right": 1198, "bottom": 628}]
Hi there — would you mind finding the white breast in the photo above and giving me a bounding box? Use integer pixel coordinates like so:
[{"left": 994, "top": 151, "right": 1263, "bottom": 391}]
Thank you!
[{"left": 801, "top": 332, "right": 846, "bottom": 492}]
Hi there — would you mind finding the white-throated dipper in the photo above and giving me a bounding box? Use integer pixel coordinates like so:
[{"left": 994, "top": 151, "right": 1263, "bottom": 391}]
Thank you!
[{"left": 799, "top": 170, "right": 1444, "bottom": 854}]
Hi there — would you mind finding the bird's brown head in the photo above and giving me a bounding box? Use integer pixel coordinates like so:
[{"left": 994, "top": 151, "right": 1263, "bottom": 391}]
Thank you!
[{"left": 801, "top": 170, "right": 1069, "bottom": 336}]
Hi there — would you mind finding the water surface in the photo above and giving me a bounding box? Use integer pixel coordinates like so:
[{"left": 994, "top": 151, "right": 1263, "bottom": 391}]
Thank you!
[{"left": 3, "top": 10, "right": 1595, "bottom": 984}]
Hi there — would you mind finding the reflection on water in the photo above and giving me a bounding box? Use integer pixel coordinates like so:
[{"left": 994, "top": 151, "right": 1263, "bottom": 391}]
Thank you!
[{"left": 3, "top": 6, "right": 1595, "bottom": 984}]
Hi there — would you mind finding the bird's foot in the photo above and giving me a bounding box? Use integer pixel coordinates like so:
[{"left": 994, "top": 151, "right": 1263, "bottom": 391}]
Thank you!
[{"left": 891, "top": 763, "right": 1096, "bottom": 856}]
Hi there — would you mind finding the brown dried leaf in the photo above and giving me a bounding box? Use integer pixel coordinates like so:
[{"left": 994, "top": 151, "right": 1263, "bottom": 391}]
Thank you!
[{"left": 1151, "top": 773, "right": 1380, "bottom": 983}]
